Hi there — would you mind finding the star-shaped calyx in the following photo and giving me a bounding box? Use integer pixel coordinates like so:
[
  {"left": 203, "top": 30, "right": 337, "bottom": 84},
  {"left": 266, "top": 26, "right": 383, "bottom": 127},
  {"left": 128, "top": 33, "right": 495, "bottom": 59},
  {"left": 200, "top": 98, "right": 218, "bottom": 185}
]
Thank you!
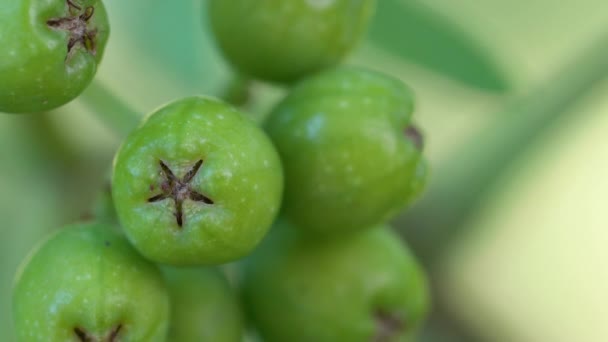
[
  {"left": 373, "top": 310, "right": 405, "bottom": 342},
  {"left": 404, "top": 125, "right": 424, "bottom": 151},
  {"left": 73, "top": 324, "right": 122, "bottom": 342},
  {"left": 148, "top": 160, "right": 214, "bottom": 228},
  {"left": 47, "top": 0, "right": 99, "bottom": 59}
]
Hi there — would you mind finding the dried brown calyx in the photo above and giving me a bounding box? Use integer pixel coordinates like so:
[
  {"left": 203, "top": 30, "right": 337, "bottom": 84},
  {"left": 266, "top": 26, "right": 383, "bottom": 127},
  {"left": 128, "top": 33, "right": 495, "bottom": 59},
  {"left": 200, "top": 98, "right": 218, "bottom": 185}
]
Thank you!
[
  {"left": 373, "top": 310, "right": 405, "bottom": 342},
  {"left": 404, "top": 125, "right": 424, "bottom": 151},
  {"left": 73, "top": 324, "right": 122, "bottom": 342},
  {"left": 148, "top": 160, "right": 214, "bottom": 227},
  {"left": 47, "top": 0, "right": 98, "bottom": 59}
]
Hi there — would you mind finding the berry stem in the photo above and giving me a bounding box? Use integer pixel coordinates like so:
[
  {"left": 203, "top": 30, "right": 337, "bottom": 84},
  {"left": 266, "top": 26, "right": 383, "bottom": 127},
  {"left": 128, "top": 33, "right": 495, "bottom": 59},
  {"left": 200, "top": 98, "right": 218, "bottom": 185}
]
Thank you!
[
  {"left": 400, "top": 32, "right": 608, "bottom": 262},
  {"left": 80, "top": 80, "right": 141, "bottom": 138},
  {"left": 221, "top": 73, "right": 252, "bottom": 108}
]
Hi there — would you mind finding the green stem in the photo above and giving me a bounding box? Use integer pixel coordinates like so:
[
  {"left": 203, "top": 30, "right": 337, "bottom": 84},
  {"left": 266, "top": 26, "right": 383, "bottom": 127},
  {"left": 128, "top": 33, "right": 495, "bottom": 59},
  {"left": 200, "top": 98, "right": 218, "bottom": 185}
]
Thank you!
[
  {"left": 80, "top": 80, "right": 141, "bottom": 138},
  {"left": 400, "top": 33, "right": 608, "bottom": 262},
  {"left": 221, "top": 73, "right": 252, "bottom": 108},
  {"left": 22, "top": 112, "right": 80, "bottom": 165}
]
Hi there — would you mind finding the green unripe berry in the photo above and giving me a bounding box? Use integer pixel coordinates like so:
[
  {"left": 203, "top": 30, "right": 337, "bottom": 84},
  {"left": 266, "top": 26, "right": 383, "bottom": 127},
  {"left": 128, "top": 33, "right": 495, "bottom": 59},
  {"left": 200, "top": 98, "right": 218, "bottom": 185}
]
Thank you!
[
  {"left": 208, "top": 0, "right": 376, "bottom": 83},
  {"left": 0, "top": 0, "right": 109, "bottom": 113},
  {"left": 112, "top": 96, "right": 283, "bottom": 266},
  {"left": 12, "top": 222, "right": 170, "bottom": 341},
  {"left": 242, "top": 220, "right": 430, "bottom": 342},
  {"left": 163, "top": 267, "right": 244, "bottom": 342},
  {"left": 264, "top": 67, "right": 427, "bottom": 235}
]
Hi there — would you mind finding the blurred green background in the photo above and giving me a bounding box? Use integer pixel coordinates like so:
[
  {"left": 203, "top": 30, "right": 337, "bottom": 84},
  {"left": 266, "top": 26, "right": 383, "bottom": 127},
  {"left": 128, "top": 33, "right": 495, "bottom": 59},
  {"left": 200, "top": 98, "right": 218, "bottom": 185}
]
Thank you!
[{"left": 2, "top": 0, "right": 608, "bottom": 340}]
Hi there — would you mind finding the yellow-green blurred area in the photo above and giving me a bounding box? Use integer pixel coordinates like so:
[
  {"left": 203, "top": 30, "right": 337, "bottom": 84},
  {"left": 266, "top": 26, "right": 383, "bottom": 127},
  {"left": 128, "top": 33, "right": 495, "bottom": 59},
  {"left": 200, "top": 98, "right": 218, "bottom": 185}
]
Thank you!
[{"left": 1, "top": 0, "right": 608, "bottom": 340}]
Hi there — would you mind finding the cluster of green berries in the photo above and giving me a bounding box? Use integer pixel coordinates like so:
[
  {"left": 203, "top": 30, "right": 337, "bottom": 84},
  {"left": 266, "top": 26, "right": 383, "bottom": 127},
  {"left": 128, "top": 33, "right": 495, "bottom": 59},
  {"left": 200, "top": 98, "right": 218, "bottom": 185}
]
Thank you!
[{"left": 6, "top": 0, "right": 430, "bottom": 341}]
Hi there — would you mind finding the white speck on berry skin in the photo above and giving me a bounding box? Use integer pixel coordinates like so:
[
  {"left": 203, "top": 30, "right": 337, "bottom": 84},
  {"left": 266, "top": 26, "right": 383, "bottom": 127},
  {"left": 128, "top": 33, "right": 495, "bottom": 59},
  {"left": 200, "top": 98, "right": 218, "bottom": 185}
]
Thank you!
[
  {"left": 306, "top": 0, "right": 335, "bottom": 10},
  {"left": 49, "top": 290, "right": 73, "bottom": 315},
  {"left": 306, "top": 114, "right": 325, "bottom": 139},
  {"left": 341, "top": 80, "right": 353, "bottom": 89},
  {"left": 46, "top": 39, "right": 59, "bottom": 49}
]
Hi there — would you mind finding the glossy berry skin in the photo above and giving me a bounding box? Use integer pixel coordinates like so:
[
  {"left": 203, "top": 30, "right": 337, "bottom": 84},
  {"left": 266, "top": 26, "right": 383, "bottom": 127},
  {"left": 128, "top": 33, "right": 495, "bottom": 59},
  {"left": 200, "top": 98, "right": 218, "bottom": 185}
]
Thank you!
[
  {"left": 12, "top": 222, "right": 170, "bottom": 342},
  {"left": 242, "top": 220, "right": 430, "bottom": 342},
  {"left": 162, "top": 267, "right": 244, "bottom": 342},
  {"left": 112, "top": 96, "right": 283, "bottom": 266},
  {"left": 0, "top": 0, "right": 109, "bottom": 114},
  {"left": 264, "top": 67, "right": 427, "bottom": 235},
  {"left": 208, "top": 0, "right": 376, "bottom": 83}
]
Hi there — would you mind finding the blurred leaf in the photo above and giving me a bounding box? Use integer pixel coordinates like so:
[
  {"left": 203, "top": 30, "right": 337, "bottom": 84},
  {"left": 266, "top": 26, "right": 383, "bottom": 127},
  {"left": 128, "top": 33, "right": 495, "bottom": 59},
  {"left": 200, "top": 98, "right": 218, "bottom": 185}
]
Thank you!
[
  {"left": 439, "top": 80, "right": 608, "bottom": 342},
  {"left": 399, "top": 32, "right": 608, "bottom": 263},
  {"left": 368, "top": 0, "right": 510, "bottom": 91}
]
